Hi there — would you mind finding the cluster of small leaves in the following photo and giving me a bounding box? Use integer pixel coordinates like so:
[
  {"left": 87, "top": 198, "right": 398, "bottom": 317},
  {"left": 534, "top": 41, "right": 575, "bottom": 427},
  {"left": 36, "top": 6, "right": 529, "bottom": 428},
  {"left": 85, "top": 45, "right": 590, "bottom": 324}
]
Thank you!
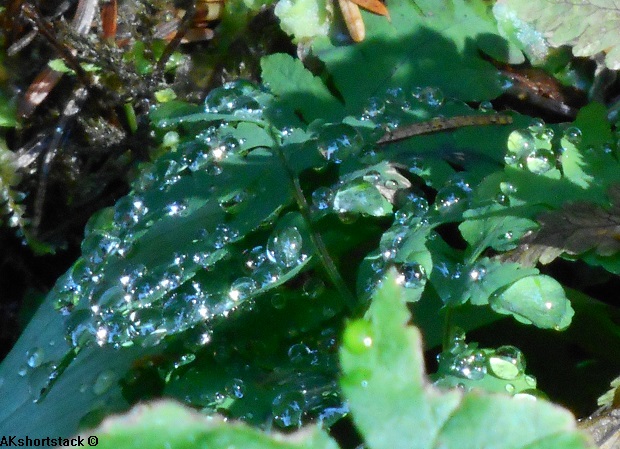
[{"left": 495, "top": 0, "right": 620, "bottom": 70}]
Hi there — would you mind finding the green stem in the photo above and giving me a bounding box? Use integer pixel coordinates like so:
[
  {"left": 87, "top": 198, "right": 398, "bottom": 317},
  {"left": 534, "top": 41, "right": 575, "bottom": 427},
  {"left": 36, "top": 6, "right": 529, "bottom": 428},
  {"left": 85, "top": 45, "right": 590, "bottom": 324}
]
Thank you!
[
  {"left": 270, "top": 130, "right": 357, "bottom": 311},
  {"left": 442, "top": 307, "right": 454, "bottom": 352}
]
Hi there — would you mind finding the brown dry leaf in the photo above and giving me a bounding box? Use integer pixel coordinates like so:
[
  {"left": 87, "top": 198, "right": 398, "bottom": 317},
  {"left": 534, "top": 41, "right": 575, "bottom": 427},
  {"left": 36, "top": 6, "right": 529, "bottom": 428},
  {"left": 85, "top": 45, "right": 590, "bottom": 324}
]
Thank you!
[
  {"left": 349, "top": 0, "right": 389, "bottom": 17},
  {"left": 503, "top": 185, "right": 620, "bottom": 267}
]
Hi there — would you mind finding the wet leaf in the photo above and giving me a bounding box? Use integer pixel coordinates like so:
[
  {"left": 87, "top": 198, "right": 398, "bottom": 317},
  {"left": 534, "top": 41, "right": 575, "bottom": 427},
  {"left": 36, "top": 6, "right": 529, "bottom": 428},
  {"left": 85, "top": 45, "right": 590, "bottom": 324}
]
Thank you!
[
  {"left": 496, "top": 0, "right": 620, "bottom": 70},
  {"left": 69, "top": 400, "right": 338, "bottom": 449},
  {"left": 508, "top": 185, "right": 620, "bottom": 268},
  {"left": 489, "top": 274, "right": 573, "bottom": 329},
  {"left": 312, "top": 0, "right": 508, "bottom": 113},
  {"left": 260, "top": 53, "right": 344, "bottom": 123},
  {"left": 341, "top": 271, "right": 592, "bottom": 449}
]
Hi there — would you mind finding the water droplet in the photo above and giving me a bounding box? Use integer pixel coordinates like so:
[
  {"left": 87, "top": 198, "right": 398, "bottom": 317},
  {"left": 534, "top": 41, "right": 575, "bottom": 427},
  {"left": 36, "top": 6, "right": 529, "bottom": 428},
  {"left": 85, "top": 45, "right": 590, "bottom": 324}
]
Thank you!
[
  {"left": 413, "top": 86, "right": 444, "bottom": 108},
  {"left": 563, "top": 127, "right": 582, "bottom": 145},
  {"left": 469, "top": 265, "right": 486, "bottom": 282},
  {"left": 266, "top": 227, "right": 304, "bottom": 268},
  {"left": 434, "top": 184, "right": 470, "bottom": 214},
  {"left": 204, "top": 82, "right": 261, "bottom": 115},
  {"left": 228, "top": 277, "right": 257, "bottom": 302},
  {"left": 272, "top": 391, "right": 306, "bottom": 428},
  {"left": 446, "top": 327, "right": 467, "bottom": 354},
  {"left": 27, "top": 362, "right": 56, "bottom": 398},
  {"left": 524, "top": 374, "right": 537, "bottom": 388},
  {"left": 18, "top": 365, "right": 28, "bottom": 377},
  {"left": 311, "top": 187, "right": 334, "bottom": 212},
  {"left": 478, "top": 101, "right": 493, "bottom": 112},
  {"left": 225, "top": 379, "right": 246, "bottom": 399},
  {"left": 395, "top": 262, "right": 427, "bottom": 289},
  {"left": 252, "top": 264, "right": 282, "bottom": 288},
  {"left": 302, "top": 277, "right": 325, "bottom": 298},
  {"left": 528, "top": 118, "right": 545, "bottom": 134},
  {"left": 451, "top": 350, "right": 487, "bottom": 380},
  {"left": 174, "top": 354, "right": 196, "bottom": 369},
  {"left": 526, "top": 148, "right": 555, "bottom": 174},
  {"left": 82, "top": 232, "right": 121, "bottom": 268},
  {"left": 316, "top": 124, "right": 363, "bottom": 163},
  {"left": 343, "top": 320, "right": 374, "bottom": 354},
  {"left": 288, "top": 343, "right": 313, "bottom": 364},
  {"left": 93, "top": 370, "right": 116, "bottom": 395},
  {"left": 488, "top": 345, "right": 525, "bottom": 380},
  {"left": 271, "top": 293, "right": 286, "bottom": 309},
  {"left": 166, "top": 200, "right": 188, "bottom": 217},
  {"left": 213, "top": 224, "right": 239, "bottom": 249},
  {"left": 114, "top": 196, "right": 148, "bottom": 227},
  {"left": 361, "top": 97, "right": 386, "bottom": 121},
  {"left": 243, "top": 246, "right": 267, "bottom": 272},
  {"left": 505, "top": 383, "right": 515, "bottom": 394},
  {"left": 507, "top": 129, "right": 535, "bottom": 158}
]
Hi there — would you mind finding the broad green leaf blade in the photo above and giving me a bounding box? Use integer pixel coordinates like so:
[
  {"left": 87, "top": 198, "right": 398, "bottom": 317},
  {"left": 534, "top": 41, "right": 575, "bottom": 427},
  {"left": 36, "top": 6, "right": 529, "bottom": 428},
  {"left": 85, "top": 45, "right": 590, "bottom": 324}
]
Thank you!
[
  {"left": 489, "top": 274, "right": 573, "bottom": 330},
  {"left": 313, "top": 0, "right": 507, "bottom": 114},
  {"left": 341, "top": 272, "right": 593, "bottom": 449},
  {"left": 260, "top": 53, "right": 344, "bottom": 123},
  {"left": 69, "top": 400, "right": 338, "bottom": 449},
  {"left": 496, "top": 0, "right": 620, "bottom": 70},
  {"left": 0, "top": 299, "right": 157, "bottom": 439}
]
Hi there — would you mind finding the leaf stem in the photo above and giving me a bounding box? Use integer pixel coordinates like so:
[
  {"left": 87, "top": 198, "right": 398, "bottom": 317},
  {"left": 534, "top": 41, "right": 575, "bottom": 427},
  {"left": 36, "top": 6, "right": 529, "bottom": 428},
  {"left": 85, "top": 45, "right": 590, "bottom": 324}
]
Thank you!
[
  {"left": 442, "top": 307, "right": 454, "bottom": 352},
  {"left": 270, "top": 130, "right": 357, "bottom": 311}
]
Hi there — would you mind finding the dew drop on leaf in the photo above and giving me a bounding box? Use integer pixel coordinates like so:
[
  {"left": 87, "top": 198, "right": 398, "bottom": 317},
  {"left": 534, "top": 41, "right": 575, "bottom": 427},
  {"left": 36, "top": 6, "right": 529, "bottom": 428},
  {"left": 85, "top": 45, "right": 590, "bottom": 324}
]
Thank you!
[
  {"left": 413, "top": 86, "right": 444, "bottom": 108},
  {"left": 266, "top": 227, "right": 304, "bottom": 268},
  {"left": 271, "top": 293, "right": 286, "bottom": 309},
  {"left": 395, "top": 262, "right": 427, "bottom": 289},
  {"left": 450, "top": 350, "right": 487, "bottom": 380},
  {"left": 361, "top": 97, "right": 386, "bottom": 121},
  {"left": 488, "top": 345, "right": 526, "bottom": 380},
  {"left": 93, "top": 370, "right": 116, "bottom": 396},
  {"left": 526, "top": 148, "right": 555, "bottom": 174},
  {"left": 213, "top": 224, "right": 239, "bottom": 249},
  {"left": 316, "top": 124, "right": 363, "bottom": 163},
  {"left": 243, "top": 246, "right": 267, "bottom": 272},
  {"left": 225, "top": 379, "right": 246, "bottom": 399},
  {"left": 469, "top": 265, "right": 487, "bottom": 282},
  {"left": 507, "top": 129, "right": 535, "bottom": 157},
  {"left": 272, "top": 391, "right": 306, "bottom": 429},
  {"left": 288, "top": 343, "right": 313, "bottom": 364},
  {"left": 25, "top": 347, "right": 44, "bottom": 368},
  {"left": 311, "top": 187, "right": 334, "bottom": 212},
  {"left": 113, "top": 196, "right": 148, "bottom": 226},
  {"left": 228, "top": 277, "right": 257, "bottom": 302},
  {"left": 166, "top": 200, "right": 188, "bottom": 217},
  {"left": 563, "top": 126, "right": 582, "bottom": 145}
]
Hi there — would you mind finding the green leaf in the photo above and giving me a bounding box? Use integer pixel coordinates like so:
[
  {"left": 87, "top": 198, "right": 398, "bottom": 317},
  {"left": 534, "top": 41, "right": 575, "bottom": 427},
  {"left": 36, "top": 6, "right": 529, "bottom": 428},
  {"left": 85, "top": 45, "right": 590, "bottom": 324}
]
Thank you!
[
  {"left": 312, "top": 0, "right": 507, "bottom": 113},
  {"left": 489, "top": 275, "right": 574, "bottom": 329},
  {"left": 496, "top": 0, "right": 620, "bottom": 69},
  {"left": 70, "top": 400, "right": 338, "bottom": 449},
  {"left": 260, "top": 53, "right": 344, "bottom": 123},
  {"left": 341, "top": 272, "right": 593, "bottom": 449}
]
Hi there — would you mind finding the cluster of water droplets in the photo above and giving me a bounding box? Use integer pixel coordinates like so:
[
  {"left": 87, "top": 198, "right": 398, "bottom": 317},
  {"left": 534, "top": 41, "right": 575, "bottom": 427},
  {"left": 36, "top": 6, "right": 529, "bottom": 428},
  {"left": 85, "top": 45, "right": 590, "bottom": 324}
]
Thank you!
[
  {"left": 359, "top": 195, "right": 431, "bottom": 298},
  {"left": 203, "top": 80, "right": 266, "bottom": 120},
  {"left": 315, "top": 123, "right": 364, "bottom": 164},
  {"left": 359, "top": 86, "right": 445, "bottom": 132},
  {"left": 433, "top": 173, "right": 473, "bottom": 215},
  {"left": 504, "top": 119, "right": 587, "bottom": 177},
  {"left": 435, "top": 329, "right": 541, "bottom": 397}
]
